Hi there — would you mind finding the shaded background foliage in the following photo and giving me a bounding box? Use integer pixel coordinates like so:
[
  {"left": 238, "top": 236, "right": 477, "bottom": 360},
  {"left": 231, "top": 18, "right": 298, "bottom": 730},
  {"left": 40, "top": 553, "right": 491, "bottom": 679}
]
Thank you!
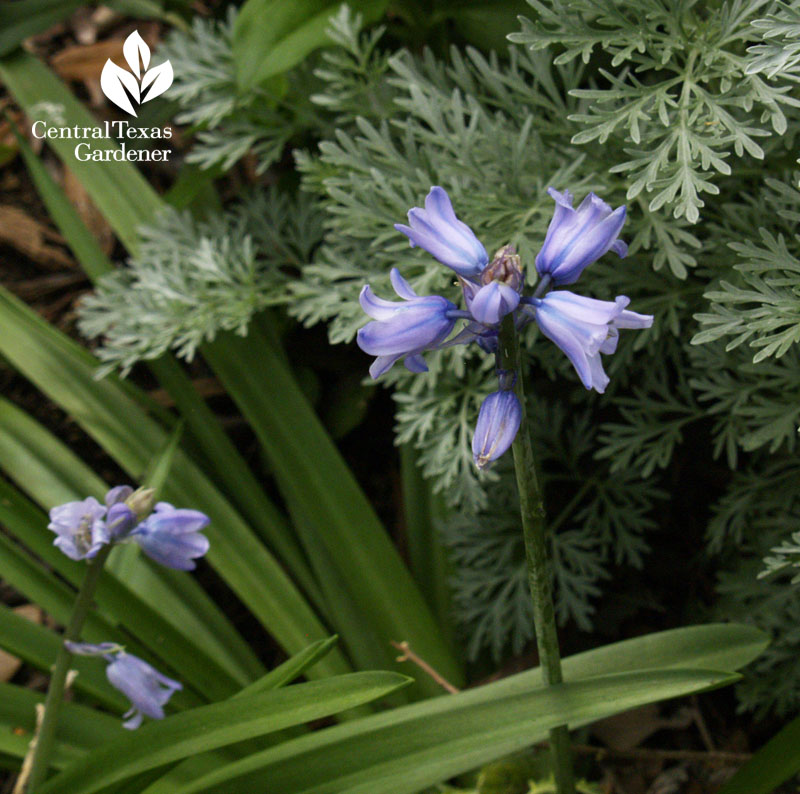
[
  {"left": 2, "top": 2, "right": 800, "bottom": 791},
  {"left": 76, "top": 0, "right": 800, "bottom": 719}
]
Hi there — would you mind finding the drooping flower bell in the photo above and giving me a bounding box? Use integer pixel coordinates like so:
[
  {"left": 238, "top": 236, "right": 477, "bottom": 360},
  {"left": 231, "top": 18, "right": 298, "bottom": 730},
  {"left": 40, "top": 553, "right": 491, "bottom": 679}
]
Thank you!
[
  {"left": 65, "top": 641, "right": 182, "bottom": 729},
  {"left": 532, "top": 291, "right": 653, "bottom": 393},
  {"left": 472, "top": 388, "right": 522, "bottom": 470},
  {"left": 47, "top": 497, "right": 109, "bottom": 561},
  {"left": 535, "top": 188, "right": 627, "bottom": 286},
  {"left": 357, "top": 267, "right": 459, "bottom": 378},
  {"left": 129, "top": 502, "right": 211, "bottom": 571},
  {"left": 47, "top": 486, "right": 210, "bottom": 568},
  {"left": 395, "top": 186, "right": 488, "bottom": 278}
]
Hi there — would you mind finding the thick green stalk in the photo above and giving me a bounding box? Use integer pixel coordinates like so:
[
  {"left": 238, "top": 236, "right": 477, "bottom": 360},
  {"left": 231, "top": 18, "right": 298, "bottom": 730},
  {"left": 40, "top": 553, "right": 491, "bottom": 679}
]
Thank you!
[
  {"left": 25, "top": 545, "right": 113, "bottom": 793},
  {"left": 498, "top": 315, "right": 575, "bottom": 794}
]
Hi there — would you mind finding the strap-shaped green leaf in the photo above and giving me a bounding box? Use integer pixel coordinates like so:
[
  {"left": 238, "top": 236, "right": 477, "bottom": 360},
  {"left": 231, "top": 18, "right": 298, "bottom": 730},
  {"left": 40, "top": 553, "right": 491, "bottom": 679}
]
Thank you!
[
  {"left": 0, "top": 604, "right": 125, "bottom": 710},
  {"left": 0, "top": 681, "right": 123, "bottom": 764},
  {"left": 204, "top": 325, "right": 463, "bottom": 695},
  {"left": 128, "top": 623, "right": 769, "bottom": 794},
  {"left": 0, "top": 286, "right": 349, "bottom": 679},
  {"left": 0, "top": 52, "right": 161, "bottom": 251},
  {"left": 0, "top": 402, "right": 256, "bottom": 695},
  {"left": 233, "top": 0, "right": 388, "bottom": 90},
  {"left": 140, "top": 668, "right": 741, "bottom": 794},
  {"left": 38, "top": 673, "right": 411, "bottom": 794},
  {"left": 0, "top": 0, "right": 84, "bottom": 57},
  {"left": 6, "top": 50, "right": 322, "bottom": 616},
  {"left": 717, "top": 713, "right": 800, "bottom": 794}
]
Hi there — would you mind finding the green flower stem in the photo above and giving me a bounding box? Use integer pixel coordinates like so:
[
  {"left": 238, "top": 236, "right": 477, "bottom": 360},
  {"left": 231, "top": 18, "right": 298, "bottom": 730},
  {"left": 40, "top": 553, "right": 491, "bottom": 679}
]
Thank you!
[
  {"left": 498, "top": 314, "right": 575, "bottom": 794},
  {"left": 25, "top": 545, "right": 113, "bottom": 793}
]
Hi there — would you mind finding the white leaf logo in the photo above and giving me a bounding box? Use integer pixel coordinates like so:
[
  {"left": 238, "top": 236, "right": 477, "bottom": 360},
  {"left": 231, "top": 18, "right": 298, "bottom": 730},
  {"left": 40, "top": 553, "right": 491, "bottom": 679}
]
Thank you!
[
  {"left": 100, "top": 31, "right": 173, "bottom": 117},
  {"left": 123, "top": 30, "right": 149, "bottom": 77}
]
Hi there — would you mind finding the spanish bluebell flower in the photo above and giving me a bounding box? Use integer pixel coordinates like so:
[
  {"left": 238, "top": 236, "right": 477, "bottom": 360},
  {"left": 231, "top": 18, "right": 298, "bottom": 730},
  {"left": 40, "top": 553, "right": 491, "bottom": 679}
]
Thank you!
[
  {"left": 65, "top": 641, "right": 181, "bottom": 729},
  {"left": 359, "top": 186, "right": 653, "bottom": 470},
  {"left": 395, "top": 186, "right": 488, "bottom": 278},
  {"left": 535, "top": 188, "right": 627, "bottom": 286},
  {"left": 532, "top": 291, "right": 653, "bottom": 393},
  {"left": 48, "top": 497, "right": 109, "bottom": 560},
  {"left": 357, "top": 268, "right": 459, "bottom": 378},
  {"left": 130, "top": 502, "right": 210, "bottom": 570},
  {"left": 472, "top": 389, "right": 522, "bottom": 469}
]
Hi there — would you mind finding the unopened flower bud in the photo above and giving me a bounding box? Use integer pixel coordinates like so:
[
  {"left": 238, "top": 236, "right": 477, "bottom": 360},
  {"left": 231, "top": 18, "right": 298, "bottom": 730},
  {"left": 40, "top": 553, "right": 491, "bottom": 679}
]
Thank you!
[
  {"left": 126, "top": 487, "right": 156, "bottom": 520},
  {"left": 481, "top": 245, "right": 523, "bottom": 291},
  {"left": 472, "top": 390, "right": 522, "bottom": 470}
]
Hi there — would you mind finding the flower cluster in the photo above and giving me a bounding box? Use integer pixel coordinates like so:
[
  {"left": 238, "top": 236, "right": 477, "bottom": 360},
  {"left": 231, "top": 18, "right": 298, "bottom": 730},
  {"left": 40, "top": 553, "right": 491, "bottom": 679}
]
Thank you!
[
  {"left": 65, "top": 641, "right": 182, "bottom": 729},
  {"left": 48, "top": 485, "right": 210, "bottom": 570},
  {"left": 357, "top": 186, "right": 653, "bottom": 469}
]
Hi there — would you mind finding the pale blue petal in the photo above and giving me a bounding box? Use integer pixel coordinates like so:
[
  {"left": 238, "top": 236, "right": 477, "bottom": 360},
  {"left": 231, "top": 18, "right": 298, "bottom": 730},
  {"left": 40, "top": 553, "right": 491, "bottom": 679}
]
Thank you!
[
  {"left": 534, "top": 304, "right": 593, "bottom": 389},
  {"left": 105, "top": 485, "right": 133, "bottom": 506},
  {"left": 469, "top": 282, "right": 520, "bottom": 325},
  {"left": 106, "top": 653, "right": 181, "bottom": 728},
  {"left": 613, "top": 307, "right": 654, "bottom": 329},
  {"left": 135, "top": 530, "right": 209, "bottom": 570},
  {"left": 472, "top": 391, "right": 522, "bottom": 469},
  {"left": 359, "top": 285, "right": 401, "bottom": 321},
  {"left": 144, "top": 508, "right": 210, "bottom": 535},
  {"left": 368, "top": 354, "right": 400, "bottom": 379},
  {"left": 357, "top": 298, "right": 455, "bottom": 356},
  {"left": 389, "top": 267, "right": 418, "bottom": 299},
  {"left": 404, "top": 354, "right": 429, "bottom": 373},
  {"left": 540, "top": 291, "right": 626, "bottom": 326},
  {"left": 586, "top": 353, "right": 610, "bottom": 393},
  {"left": 536, "top": 188, "right": 627, "bottom": 285},
  {"left": 395, "top": 186, "right": 487, "bottom": 278}
]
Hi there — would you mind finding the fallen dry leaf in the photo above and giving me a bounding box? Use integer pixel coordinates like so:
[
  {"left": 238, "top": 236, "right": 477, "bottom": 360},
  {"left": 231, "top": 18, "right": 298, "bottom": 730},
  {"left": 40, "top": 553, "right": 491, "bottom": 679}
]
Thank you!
[
  {"left": 71, "top": 6, "right": 119, "bottom": 46},
  {"left": 592, "top": 703, "right": 693, "bottom": 751},
  {"left": 0, "top": 605, "right": 44, "bottom": 682},
  {"left": 0, "top": 205, "right": 73, "bottom": 270},
  {"left": 62, "top": 166, "right": 115, "bottom": 255},
  {"left": 51, "top": 39, "right": 126, "bottom": 82}
]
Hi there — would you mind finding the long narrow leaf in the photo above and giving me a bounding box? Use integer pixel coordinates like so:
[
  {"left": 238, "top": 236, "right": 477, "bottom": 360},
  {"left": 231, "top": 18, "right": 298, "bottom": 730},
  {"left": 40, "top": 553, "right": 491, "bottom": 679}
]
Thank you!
[
  {"left": 7, "top": 56, "right": 321, "bottom": 610},
  {"left": 136, "top": 638, "right": 339, "bottom": 794},
  {"left": 0, "top": 604, "right": 124, "bottom": 710},
  {"left": 0, "top": 681, "right": 124, "bottom": 762},
  {"left": 203, "top": 323, "right": 462, "bottom": 694},
  {"left": 155, "top": 669, "right": 741, "bottom": 794},
  {"left": 0, "top": 286, "right": 349, "bottom": 679},
  {"left": 38, "top": 673, "right": 412, "bottom": 794},
  {"left": 0, "top": 398, "right": 258, "bottom": 692},
  {"left": 400, "top": 444, "right": 455, "bottom": 645},
  {"left": 10, "top": 119, "right": 113, "bottom": 281},
  {"left": 0, "top": 0, "right": 84, "bottom": 57},
  {"left": 0, "top": 52, "right": 161, "bottom": 250},
  {"left": 718, "top": 714, "right": 800, "bottom": 794}
]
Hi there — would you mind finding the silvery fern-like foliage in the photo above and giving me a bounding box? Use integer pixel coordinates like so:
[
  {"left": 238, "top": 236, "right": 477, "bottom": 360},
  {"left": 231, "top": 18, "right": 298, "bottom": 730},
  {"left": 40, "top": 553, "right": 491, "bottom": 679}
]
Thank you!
[
  {"left": 442, "top": 405, "right": 663, "bottom": 660},
  {"left": 761, "top": 531, "right": 800, "bottom": 584},
  {"left": 747, "top": 0, "right": 800, "bottom": 78},
  {"left": 78, "top": 189, "right": 324, "bottom": 375},
  {"left": 509, "top": 0, "right": 800, "bottom": 223},
  {"left": 79, "top": 6, "right": 800, "bottom": 691},
  {"left": 693, "top": 176, "right": 800, "bottom": 362},
  {"left": 709, "top": 455, "right": 800, "bottom": 715},
  {"left": 158, "top": 11, "right": 314, "bottom": 172}
]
